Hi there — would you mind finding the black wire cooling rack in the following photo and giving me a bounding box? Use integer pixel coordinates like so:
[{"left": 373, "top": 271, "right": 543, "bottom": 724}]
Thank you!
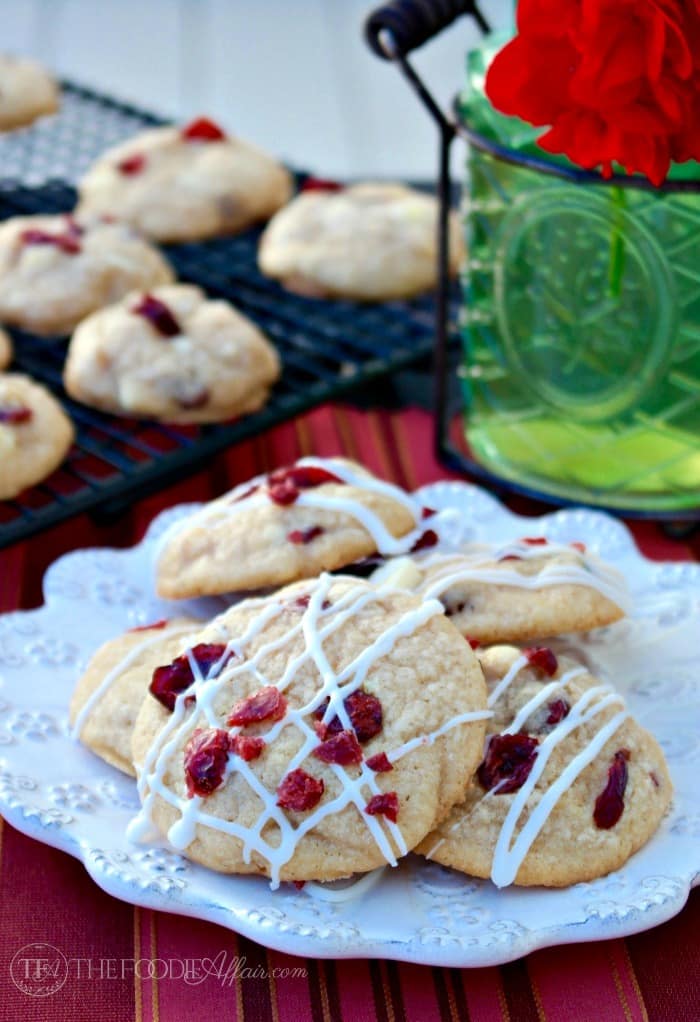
[{"left": 0, "top": 83, "right": 456, "bottom": 550}]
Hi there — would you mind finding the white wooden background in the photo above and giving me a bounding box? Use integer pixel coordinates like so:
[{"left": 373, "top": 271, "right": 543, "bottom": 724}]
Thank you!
[{"left": 0, "top": 0, "right": 512, "bottom": 179}]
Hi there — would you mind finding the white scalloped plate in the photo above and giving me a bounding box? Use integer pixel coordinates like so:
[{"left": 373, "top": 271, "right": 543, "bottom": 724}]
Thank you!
[{"left": 0, "top": 483, "right": 698, "bottom": 968}]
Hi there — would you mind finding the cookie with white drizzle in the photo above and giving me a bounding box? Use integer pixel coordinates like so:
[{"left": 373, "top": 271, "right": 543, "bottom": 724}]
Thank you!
[
  {"left": 416, "top": 644, "right": 671, "bottom": 887},
  {"left": 64, "top": 284, "right": 280, "bottom": 424},
  {"left": 374, "top": 537, "right": 628, "bottom": 644},
  {"left": 130, "top": 574, "right": 489, "bottom": 886},
  {"left": 70, "top": 617, "right": 201, "bottom": 776},
  {"left": 155, "top": 457, "right": 441, "bottom": 600}
]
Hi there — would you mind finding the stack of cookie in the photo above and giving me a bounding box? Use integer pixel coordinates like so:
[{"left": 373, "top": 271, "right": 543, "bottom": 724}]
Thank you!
[
  {"left": 1, "top": 88, "right": 459, "bottom": 501},
  {"left": 0, "top": 109, "right": 293, "bottom": 497},
  {"left": 70, "top": 457, "right": 672, "bottom": 890}
]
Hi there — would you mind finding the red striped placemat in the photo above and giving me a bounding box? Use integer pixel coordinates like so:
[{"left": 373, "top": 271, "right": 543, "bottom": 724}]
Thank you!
[{"left": 0, "top": 405, "right": 698, "bottom": 1022}]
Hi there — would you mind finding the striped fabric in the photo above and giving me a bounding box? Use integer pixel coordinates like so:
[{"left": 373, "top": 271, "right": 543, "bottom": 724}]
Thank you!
[{"left": 0, "top": 404, "right": 697, "bottom": 1022}]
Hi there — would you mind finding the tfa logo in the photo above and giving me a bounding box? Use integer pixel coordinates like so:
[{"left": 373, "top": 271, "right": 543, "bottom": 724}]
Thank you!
[{"left": 10, "top": 943, "right": 68, "bottom": 997}]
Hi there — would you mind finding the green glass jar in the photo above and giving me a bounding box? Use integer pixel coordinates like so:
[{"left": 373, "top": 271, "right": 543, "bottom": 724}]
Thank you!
[{"left": 459, "top": 41, "right": 700, "bottom": 513}]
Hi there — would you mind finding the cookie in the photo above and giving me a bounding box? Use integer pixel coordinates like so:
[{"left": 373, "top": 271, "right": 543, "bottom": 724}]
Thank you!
[
  {"left": 130, "top": 574, "right": 489, "bottom": 885},
  {"left": 76, "top": 117, "right": 293, "bottom": 243},
  {"left": 0, "top": 327, "right": 11, "bottom": 369},
  {"left": 70, "top": 618, "right": 201, "bottom": 776},
  {"left": 0, "top": 54, "right": 58, "bottom": 132},
  {"left": 0, "top": 373, "right": 74, "bottom": 499},
  {"left": 155, "top": 457, "right": 439, "bottom": 599},
  {"left": 374, "top": 538, "right": 628, "bottom": 643},
  {"left": 63, "top": 284, "right": 280, "bottom": 423},
  {"left": 258, "top": 182, "right": 463, "bottom": 301},
  {"left": 417, "top": 644, "right": 672, "bottom": 887},
  {"left": 0, "top": 214, "right": 174, "bottom": 335}
]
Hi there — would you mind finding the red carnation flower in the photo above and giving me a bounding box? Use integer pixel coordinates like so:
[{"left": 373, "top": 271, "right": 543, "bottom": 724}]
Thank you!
[{"left": 485, "top": 0, "right": 700, "bottom": 186}]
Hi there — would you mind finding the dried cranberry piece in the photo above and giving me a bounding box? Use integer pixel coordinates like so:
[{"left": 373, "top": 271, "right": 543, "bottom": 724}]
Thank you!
[
  {"left": 184, "top": 728, "right": 230, "bottom": 797},
  {"left": 129, "top": 619, "right": 169, "bottom": 633},
  {"left": 0, "top": 405, "right": 33, "bottom": 424},
  {"left": 277, "top": 768, "right": 324, "bottom": 811},
  {"left": 63, "top": 216, "right": 84, "bottom": 238},
  {"left": 176, "top": 387, "right": 210, "bottom": 410},
  {"left": 365, "top": 751, "right": 393, "bottom": 773},
  {"left": 477, "top": 733, "right": 540, "bottom": 794},
  {"left": 267, "top": 464, "right": 343, "bottom": 504},
  {"left": 364, "top": 792, "right": 399, "bottom": 822},
  {"left": 312, "top": 719, "right": 329, "bottom": 740},
  {"left": 524, "top": 646, "right": 558, "bottom": 677},
  {"left": 149, "top": 659, "right": 194, "bottom": 710},
  {"left": 314, "top": 689, "right": 383, "bottom": 744},
  {"left": 287, "top": 525, "right": 324, "bottom": 545},
  {"left": 546, "top": 699, "right": 570, "bottom": 725},
  {"left": 301, "top": 176, "right": 344, "bottom": 193},
  {"left": 181, "top": 116, "right": 227, "bottom": 142},
  {"left": 232, "top": 483, "right": 260, "bottom": 503},
  {"left": 131, "top": 293, "right": 181, "bottom": 337},
  {"left": 293, "top": 880, "right": 305, "bottom": 890},
  {"left": 292, "top": 594, "right": 331, "bottom": 611},
  {"left": 227, "top": 686, "right": 287, "bottom": 727},
  {"left": 268, "top": 478, "right": 299, "bottom": 505},
  {"left": 499, "top": 554, "right": 522, "bottom": 562},
  {"left": 411, "top": 529, "right": 438, "bottom": 553},
  {"left": 345, "top": 690, "right": 383, "bottom": 742},
  {"left": 593, "top": 749, "right": 630, "bottom": 829},
  {"left": 313, "top": 729, "right": 363, "bottom": 766},
  {"left": 150, "top": 643, "right": 229, "bottom": 711},
  {"left": 230, "top": 734, "right": 265, "bottom": 762},
  {"left": 421, "top": 506, "right": 436, "bottom": 519},
  {"left": 649, "top": 770, "right": 660, "bottom": 788},
  {"left": 20, "top": 229, "right": 81, "bottom": 255},
  {"left": 334, "top": 555, "right": 385, "bottom": 579},
  {"left": 286, "top": 466, "right": 343, "bottom": 487},
  {"left": 117, "top": 153, "right": 147, "bottom": 175},
  {"left": 521, "top": 536, "right": 548, "bottom": 545},
  {"left": 570, "top": 541, "right": 587, "bottom": 553},
  {"left": 466, "top": 636, "right": 481, "bottom": 649}
]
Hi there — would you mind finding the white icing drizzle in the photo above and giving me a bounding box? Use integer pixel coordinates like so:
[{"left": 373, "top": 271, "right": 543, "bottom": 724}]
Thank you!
[
  {"left": 424, "top": 654, "right": 630, "bottom": 888},
  {"left": 71, "top": 624, "right": 199, "bottom": 740},
  {"left": 129, "top": 574, "right": 483, "bottom": 889},
  {"left": 490, "top": 693, "right": 628, "bottom": 887},
  {"left": 388, "top": 708, "right": 492, "bottom": 763},
  {"left": 417, "top": 541, "right": 630, "bottom": 613},
  {"left": 486, "top": 654, "right": 529, "bottom": 708},
  {"left": 304, "top": 865, "right": 387, "bottom": 902},
  {"left": 155, "top": 457, "right": 444, "bottom": 572},
  {"left": 504, "top": 667, "right": 588, "bottom": 735}
]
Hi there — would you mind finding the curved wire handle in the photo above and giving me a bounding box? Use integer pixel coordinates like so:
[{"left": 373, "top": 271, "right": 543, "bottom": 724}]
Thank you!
[
  {"left": 365, "top": 0, "right": 489, "bottom": 59},
  {"left": 363, "top": 1, "right": 488, "bottom": 467}
]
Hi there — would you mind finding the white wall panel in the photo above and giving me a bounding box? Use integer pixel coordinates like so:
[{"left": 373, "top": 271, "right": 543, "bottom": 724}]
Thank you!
[{"left": 0, "top": 0, "right": 514, "bottom": 179}]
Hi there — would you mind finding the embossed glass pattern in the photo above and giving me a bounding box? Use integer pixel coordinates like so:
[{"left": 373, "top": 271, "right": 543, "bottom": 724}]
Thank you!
[{"left": 460, "top": 85, "right": 700, "bottom": 512}]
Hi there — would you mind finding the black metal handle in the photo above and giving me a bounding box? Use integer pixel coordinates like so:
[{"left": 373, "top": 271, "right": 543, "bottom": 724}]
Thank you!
[{"left": 364, "top": 0, "right": 489, "bottom": 59}]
